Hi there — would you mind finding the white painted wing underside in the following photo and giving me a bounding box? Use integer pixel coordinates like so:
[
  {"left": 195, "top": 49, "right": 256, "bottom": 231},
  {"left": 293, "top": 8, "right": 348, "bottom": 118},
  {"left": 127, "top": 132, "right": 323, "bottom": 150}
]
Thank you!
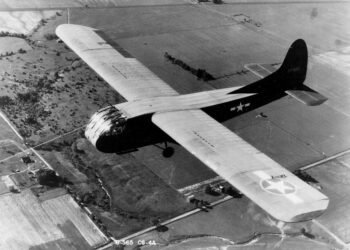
[
  {"left": 56, "top": 24, "right": 178, "bottom": 101},
  {"left": 152, "top": 110, "right": 329, "bottom": 222}
]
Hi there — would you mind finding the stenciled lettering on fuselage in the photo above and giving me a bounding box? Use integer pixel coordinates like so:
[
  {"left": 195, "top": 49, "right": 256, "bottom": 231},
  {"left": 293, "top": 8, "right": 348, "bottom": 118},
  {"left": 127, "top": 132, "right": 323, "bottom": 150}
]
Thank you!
[{"left": 230, "top": 102, "right": 251, "bottom": 112}]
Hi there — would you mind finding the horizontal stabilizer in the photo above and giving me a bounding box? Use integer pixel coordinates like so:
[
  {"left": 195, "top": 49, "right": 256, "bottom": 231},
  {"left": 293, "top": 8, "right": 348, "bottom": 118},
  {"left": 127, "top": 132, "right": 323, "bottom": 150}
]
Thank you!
[{"left": 286, "top": 85, "right": 327, "bottom": 106}]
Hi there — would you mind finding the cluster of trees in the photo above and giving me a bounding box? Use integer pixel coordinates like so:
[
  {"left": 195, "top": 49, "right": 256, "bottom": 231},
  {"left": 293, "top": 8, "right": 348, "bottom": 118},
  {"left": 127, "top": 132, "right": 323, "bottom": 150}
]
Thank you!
[
  {"left": 17, "top": 91, "right": 39, "bottom": 103},
  {"left": 164, "top": 52, "right": 215, "bottom": 81},
  {"left": 0, "top": 31, "right": 27, "bottom": 39},
  {"left": 293, "top": 170, "right": 319, "bottom": 184},
  {"left": 37, "top": 169, "right": 64, "bottom": 187},
  {"left": 198, "top": 0, "right": 223, "bottom": 3},
  {"left": 0, "top": 96, "right": 14, "bottom": 107},
  {"left": 1, "top": 51, "right": 14, "bottom": 57},
  {"left": 0, "top": 49, "right": 25, "bottom": 58}
]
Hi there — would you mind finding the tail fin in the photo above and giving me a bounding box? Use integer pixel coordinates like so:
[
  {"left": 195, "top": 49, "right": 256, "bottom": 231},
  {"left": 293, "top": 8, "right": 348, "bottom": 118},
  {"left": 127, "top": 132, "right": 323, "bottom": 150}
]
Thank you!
[
  {"left": 232, "top": 39, "right": 327, "bottom": 106},
  {"left": 277, "top": 39, "right": 308, "bottom": 86}
]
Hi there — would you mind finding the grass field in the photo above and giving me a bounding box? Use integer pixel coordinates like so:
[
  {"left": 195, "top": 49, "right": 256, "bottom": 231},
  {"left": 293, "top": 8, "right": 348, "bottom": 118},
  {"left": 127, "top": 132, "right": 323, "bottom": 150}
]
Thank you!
[
  {"left": 0, "top": 150, "right": 28, "bottom": 176},
  {"left": 0, "top": 140, "right": 23, "bottom": 161}
]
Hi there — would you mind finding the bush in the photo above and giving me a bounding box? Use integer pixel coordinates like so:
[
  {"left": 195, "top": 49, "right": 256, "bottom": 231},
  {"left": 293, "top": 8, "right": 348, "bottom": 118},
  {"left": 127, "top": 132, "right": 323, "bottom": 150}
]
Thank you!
[
  {"left": 44, "top": 33, "right": 58, "bottom": 41},
  {"left": 18, "top": 48, "right": 26, "bottom": 54},
  {"left": 25, "top": 115, "right": 38, "bottom": 125}
]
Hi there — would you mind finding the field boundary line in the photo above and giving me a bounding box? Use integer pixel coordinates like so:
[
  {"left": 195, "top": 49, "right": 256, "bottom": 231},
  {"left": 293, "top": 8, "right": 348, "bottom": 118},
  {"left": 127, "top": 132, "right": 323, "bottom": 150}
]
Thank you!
[
  {"left": 116, "top": 196, "right": 233, "bottom": 243},
  {"left": 300, "top": 149, "right": 350, "bottom": 171},
  {"left": 312, "top": 219, "right": 347, "bottom": 248},
  {"left": 33, "top": 125, "right": 85, "bottom": 149}
]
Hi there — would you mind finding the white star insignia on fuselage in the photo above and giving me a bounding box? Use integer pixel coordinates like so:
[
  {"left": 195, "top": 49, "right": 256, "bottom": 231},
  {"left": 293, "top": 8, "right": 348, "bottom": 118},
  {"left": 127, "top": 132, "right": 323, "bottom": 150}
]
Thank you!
[{"left": 230, "top": 102, "right": 250, "bottom": 112}]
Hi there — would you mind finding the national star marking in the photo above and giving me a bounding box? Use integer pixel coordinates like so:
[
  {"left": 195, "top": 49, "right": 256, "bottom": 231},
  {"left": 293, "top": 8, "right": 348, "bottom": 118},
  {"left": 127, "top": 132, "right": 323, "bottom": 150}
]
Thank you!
[
  {"left": 261, "top": 179, "right": 296, "bottom": 195},
  {"left": 230, "top": 102, "right": 250, "bottom": 112}
]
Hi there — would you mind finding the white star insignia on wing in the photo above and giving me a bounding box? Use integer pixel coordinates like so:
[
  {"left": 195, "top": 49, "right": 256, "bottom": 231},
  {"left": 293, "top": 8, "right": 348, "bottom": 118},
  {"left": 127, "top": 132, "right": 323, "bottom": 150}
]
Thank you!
[{"left": 262, "top": 179, "right": 296, "bottom": 195}]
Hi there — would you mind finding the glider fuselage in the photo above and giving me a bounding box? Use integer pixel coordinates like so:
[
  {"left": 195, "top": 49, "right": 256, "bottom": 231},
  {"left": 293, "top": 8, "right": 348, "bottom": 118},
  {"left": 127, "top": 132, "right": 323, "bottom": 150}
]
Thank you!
[{"left": 85, "top": 87, "right": 285, "bottom": 153}]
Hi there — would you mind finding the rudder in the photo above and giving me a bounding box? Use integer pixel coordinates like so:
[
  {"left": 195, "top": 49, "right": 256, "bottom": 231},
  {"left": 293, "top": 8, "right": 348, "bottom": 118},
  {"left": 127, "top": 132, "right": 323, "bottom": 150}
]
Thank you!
[
  {"left": 277, "top": 39, "right": 308, "bottom": 87},
  {"left": 279, "top": 39, "right": 327, "bottom": 106}
]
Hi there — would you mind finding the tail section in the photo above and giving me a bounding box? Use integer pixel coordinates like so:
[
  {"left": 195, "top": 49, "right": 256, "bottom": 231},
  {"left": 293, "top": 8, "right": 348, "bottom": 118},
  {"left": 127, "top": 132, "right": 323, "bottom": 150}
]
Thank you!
[
  {"left": 232, "top": 39, "right": 327, "bottom": 106},
  {"left": 277, "top": 39, "right": 308, "bottom": 86}
]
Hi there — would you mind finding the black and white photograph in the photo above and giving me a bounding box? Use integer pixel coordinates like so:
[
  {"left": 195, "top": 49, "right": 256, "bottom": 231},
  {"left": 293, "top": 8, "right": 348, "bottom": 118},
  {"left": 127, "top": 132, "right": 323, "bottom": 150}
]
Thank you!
[{"left": 0, "top": 0, "right": 348, "bottom": 249}]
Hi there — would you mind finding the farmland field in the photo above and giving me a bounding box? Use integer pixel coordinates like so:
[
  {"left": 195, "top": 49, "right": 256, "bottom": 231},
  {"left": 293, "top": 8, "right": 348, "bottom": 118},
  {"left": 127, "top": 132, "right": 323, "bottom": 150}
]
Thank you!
[{"left": 0, "top": 190, "right": 108, "bottom": 249}]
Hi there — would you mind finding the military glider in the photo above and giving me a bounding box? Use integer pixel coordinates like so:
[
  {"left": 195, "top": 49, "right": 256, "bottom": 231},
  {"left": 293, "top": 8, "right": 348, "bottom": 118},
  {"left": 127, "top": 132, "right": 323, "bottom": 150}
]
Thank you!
[{"left": 56, "top": 24, "right": 328, "bottom": 222}]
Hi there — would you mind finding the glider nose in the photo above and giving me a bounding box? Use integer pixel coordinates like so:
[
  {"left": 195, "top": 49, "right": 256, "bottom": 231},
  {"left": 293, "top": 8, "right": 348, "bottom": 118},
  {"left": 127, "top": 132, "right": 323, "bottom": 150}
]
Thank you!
[{"left": 85, "top": 106, "right": 127, "bottom": 152}]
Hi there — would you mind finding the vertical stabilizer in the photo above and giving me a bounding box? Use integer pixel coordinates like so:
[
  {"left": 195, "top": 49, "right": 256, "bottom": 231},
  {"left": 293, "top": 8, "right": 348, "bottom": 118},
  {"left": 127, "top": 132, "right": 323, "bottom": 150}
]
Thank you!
[{"left": 231, "top": 39, "right": 327, "bottom": 106}]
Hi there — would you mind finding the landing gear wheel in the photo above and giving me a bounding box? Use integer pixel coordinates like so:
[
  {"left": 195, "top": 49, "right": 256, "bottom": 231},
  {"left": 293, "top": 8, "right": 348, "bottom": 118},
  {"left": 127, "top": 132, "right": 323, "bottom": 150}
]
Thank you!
[{"left": 162, "top": 147, "right": 174, "bottom": 158}]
